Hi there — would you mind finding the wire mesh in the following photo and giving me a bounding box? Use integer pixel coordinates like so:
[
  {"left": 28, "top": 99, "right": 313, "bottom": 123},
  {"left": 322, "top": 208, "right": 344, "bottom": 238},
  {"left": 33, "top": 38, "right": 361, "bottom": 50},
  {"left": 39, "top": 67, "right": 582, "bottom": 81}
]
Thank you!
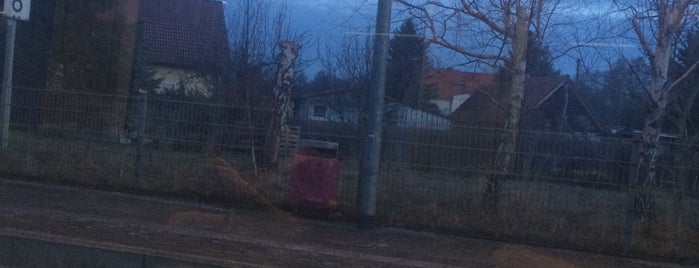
[{"left": 2, "top": 87, "right": 698, "bottom": 261}]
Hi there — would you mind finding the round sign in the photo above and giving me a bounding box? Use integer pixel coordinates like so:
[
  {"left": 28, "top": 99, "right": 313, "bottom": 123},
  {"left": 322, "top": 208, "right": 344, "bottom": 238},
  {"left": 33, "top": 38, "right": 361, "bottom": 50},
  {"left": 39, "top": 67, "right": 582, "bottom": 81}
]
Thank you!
[{"left": 12, "top": 0, "right": 23, "bottom": 12}]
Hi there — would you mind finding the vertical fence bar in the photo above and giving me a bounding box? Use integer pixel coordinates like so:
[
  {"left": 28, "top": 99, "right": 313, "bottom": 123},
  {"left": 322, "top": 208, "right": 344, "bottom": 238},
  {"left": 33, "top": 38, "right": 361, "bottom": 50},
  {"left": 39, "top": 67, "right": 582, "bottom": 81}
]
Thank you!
[
  {"left": 623, "top": 139, "right": 640, "bottom": 255},
  {"left": 134, "top": 92, "right": 147, "bottom": 189}
]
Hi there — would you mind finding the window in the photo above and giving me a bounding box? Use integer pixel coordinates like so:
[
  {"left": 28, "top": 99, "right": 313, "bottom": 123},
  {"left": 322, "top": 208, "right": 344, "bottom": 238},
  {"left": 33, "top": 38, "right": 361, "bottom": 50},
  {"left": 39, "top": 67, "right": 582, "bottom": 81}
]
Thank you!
[
  {"left": 313, "top": 105, "right": 327, "bottom": 118},
  {"left": 160, "top": 82, "right": 177, "bottom": 92}
]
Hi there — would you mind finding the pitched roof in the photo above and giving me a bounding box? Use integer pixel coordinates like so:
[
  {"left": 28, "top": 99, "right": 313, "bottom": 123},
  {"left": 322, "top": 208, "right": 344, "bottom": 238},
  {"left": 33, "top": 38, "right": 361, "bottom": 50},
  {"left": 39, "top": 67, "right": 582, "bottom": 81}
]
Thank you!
[
  {"left": 451, "top": 75, "right": 572, "bottom": 126},
  {"left": 426, "top": 69, "right": 496, "bottom": 100},
  {"left": 521, "top": 75, "right": 570, "bottom": 112},
  {"left": 139, "top": 0, "right": 229, "bottom": 70}
]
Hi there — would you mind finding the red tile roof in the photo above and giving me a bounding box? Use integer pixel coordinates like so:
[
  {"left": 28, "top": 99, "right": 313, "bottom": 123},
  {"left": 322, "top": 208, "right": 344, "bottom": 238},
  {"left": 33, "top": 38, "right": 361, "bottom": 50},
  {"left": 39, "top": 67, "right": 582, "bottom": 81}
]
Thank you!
[
  {"left": 426, "top": 69, "right": 496, "bottom": 100},
  {"left": 139, "top": 0, "right": 229, "bottom": 70}
]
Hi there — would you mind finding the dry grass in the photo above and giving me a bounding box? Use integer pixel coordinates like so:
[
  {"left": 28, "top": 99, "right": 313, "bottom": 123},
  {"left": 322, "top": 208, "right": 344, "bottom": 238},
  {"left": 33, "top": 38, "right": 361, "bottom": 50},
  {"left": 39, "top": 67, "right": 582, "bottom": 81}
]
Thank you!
[
  {"left": 370, "top": 165, "right": 698, "bottom": 262},
  {"left": 0, "top": 131, "right": 269, "bottom": 199}
]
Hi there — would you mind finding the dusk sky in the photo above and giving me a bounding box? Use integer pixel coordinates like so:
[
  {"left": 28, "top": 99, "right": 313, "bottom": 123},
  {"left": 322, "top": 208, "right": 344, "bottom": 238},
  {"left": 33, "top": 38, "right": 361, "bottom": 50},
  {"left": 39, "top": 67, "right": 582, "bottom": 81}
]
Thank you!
[
  {"left": 280, "top": 0, "right": 379, "bottom": 77},
  {"left": 224, "top": 0, "right": 643, "bottom": 78}
]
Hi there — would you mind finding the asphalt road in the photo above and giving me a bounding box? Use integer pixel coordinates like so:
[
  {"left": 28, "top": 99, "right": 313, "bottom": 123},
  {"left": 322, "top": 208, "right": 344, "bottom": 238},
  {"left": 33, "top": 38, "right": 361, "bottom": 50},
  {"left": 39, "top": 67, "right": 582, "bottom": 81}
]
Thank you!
[{"left": 0, "top": 179, "right": 687, "bottom": 267}]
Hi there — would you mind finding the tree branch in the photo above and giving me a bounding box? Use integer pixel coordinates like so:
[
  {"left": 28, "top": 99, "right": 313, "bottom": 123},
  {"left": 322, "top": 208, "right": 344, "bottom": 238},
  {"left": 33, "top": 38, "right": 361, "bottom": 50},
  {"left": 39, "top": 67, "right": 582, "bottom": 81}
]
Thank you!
[
  {"left": 633, "top": 15, "right": 655, "bottom": 59},
  {"left": 430, "top": 39, "right": 506, "bottom": 61},
  {"left": 395, "top": 0, "right": 439, "bottom": 46},
  {"left": 395, "top": 0, "right": 506, "bottom": 61},
  {"left": 459, "top": 0, "right": 510, "bottom": 35},
  {"left": 665, "top": 59, "right": 699, "bottom": 94}
]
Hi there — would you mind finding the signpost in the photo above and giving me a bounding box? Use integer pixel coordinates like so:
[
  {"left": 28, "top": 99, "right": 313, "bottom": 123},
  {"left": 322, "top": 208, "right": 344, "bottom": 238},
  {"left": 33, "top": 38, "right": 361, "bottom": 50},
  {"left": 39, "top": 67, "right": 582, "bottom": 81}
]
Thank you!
[
  {"left": 4, "top": 0, "right": 31, "bottom": 20},
  {"left": 1, "top": 0, "right": 30, "bottom": 149}
]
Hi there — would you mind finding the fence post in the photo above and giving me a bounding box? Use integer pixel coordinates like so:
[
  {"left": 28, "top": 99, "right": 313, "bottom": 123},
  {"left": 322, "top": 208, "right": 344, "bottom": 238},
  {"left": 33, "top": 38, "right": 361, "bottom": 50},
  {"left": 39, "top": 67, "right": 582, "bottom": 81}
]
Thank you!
[
  {"left": 623, "top": 139, "right": 640, "bottom": 255},
  {"left": 134, "top": 91, "right": 147, "bottom": 189}
]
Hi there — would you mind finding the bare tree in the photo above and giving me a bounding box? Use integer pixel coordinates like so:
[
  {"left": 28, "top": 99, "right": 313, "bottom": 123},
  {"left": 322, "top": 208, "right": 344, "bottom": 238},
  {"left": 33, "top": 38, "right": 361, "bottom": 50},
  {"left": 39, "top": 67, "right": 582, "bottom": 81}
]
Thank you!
[
  {"left": 663, "top": 25, "right": 699, "bottom": 221},
  {"left": 320, "top": 32, "right": 374, "bottom": 89},
  {"left": 395, "top": 0, "right": 557, "bottom": 211},
  {"left": 224, "top": 0, "right": 304, "bottom": 169},
  {"left": 619, "top": 0, "right": 699, "bottom": 218},
  {"left": 227, "top": 0, "right": 278, "bottom": 97},
  {"left": 668, "top": 26, "right": 699, "bottom": 140},
  {"left": 313, "top": 33, "right": 374, "bottom": 121},
  {"left": 226, "top": 0, "right": 306, "bottom": 98}
]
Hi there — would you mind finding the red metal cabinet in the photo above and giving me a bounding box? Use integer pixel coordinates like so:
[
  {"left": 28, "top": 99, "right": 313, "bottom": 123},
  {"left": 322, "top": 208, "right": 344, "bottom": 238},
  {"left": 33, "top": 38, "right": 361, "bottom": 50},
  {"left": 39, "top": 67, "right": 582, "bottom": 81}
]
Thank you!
[{"left": 288, "top": 140, "right": 340, "bottom": 210}]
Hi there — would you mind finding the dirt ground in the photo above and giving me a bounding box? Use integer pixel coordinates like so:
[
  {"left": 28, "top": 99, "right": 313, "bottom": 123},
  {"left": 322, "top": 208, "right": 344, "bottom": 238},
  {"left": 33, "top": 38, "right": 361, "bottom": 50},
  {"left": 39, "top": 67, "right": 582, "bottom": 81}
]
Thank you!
[{"left": 0, "top": 179, "right": 687, "bottom": 267}]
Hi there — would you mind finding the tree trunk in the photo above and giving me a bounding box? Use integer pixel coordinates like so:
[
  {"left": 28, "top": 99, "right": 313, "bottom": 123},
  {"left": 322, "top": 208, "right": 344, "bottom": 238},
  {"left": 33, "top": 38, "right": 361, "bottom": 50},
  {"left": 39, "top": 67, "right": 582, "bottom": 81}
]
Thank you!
[
  {"left": 634, "top": 103, "right": 666, "bottom": 220},
  {"left": 633, "top": 18, "right": 674, "bottom": 220},
  {"left": 273, "top": 41, "right": 301, "bottom": 127},
  {"left": 484, "top": 5, "right": 529, "bottom": 212},
  {"left": 626, "top": 0, "right": 697, "bottom": 225},
  {"left": 268, "top": 41, "right": 300, "bottom": 164}
]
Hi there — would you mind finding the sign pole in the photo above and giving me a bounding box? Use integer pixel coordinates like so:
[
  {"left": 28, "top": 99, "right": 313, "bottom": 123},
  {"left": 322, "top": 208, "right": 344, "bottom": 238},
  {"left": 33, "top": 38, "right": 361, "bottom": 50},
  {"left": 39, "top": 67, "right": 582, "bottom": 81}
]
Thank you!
[
  {"left": 1, "top": 0, "right": 30, "bottom": 149},
  {"left": 1, "top": 18, "right": 17, "bottom": 149}
]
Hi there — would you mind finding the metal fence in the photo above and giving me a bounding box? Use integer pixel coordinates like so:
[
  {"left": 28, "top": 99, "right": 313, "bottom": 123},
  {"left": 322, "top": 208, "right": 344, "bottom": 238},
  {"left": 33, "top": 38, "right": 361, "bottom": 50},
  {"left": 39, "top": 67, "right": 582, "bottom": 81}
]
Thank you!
[{"left": 2, "top": 87, "right": 698, "bottom": 263}]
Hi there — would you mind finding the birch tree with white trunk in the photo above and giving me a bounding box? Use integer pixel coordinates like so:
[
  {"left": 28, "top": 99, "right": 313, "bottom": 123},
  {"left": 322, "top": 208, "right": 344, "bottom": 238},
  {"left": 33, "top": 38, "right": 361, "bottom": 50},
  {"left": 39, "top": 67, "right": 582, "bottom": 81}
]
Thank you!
[
  {"left": 395, "top": 0, "right": 556, "bottom": 211},
  {"left": 621, "top": 0, "right": 699, "bottom": 218}
]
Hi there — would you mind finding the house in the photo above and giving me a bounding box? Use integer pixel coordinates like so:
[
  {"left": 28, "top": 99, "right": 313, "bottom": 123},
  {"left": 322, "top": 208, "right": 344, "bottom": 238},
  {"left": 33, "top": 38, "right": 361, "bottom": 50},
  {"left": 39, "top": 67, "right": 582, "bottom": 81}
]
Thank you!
[
  {"left": 426, "top": 69, "right": 496, "bottom": 116},
  {"left": 139, "top": 0, "right": 230, "bottom": 97},
  {"left": 451, "top": 75, "right": 606, "bottom": 133},
  {"left": 297, "top": 88, "right": 451, "bottom": 159},
  {"left": 449, "top": 75, "right": 610, "bottom": 182},
  {"left": 297, "top": 89, "right": 362, "bottom": 123},
  {"left": 384, "top": 103, "right": 452, "bottom": 130},
  {"left": 41, "top": 0, "right": 229, "bottom": 140},
  {"left": 297, "top": 89, "right": 451, "bottom": 130}
]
